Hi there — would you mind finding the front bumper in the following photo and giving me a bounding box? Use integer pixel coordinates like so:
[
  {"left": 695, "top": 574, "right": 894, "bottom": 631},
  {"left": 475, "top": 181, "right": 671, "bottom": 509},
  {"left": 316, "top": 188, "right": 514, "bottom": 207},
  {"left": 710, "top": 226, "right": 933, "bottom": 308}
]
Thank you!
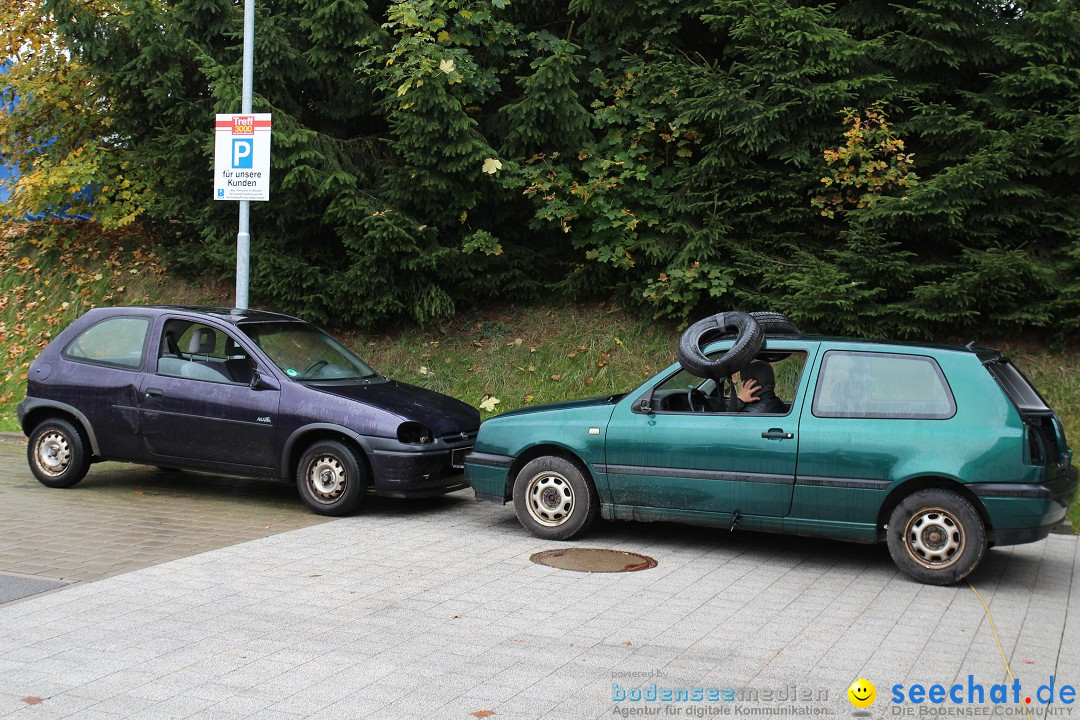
[
  {"left": 464, "top": 451, "right": 514, "bottom": 504},
  {"left": 367, "top": 436, "right": 475, "bottom": 498}
]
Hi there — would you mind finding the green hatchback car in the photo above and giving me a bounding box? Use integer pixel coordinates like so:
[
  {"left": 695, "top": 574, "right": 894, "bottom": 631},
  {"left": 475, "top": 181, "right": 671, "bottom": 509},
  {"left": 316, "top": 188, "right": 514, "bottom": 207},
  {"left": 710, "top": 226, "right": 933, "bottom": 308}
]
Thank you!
[{"left": 465, "top": 337, "right": 1077, "bottom": 584}]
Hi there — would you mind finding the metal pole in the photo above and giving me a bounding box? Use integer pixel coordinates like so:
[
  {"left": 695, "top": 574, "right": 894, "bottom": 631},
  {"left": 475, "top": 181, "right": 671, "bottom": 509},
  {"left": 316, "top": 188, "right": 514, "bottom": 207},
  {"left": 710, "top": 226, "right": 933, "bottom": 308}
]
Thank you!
[{"left": 235, "top": 0, "right": 255, "bottom": 309}]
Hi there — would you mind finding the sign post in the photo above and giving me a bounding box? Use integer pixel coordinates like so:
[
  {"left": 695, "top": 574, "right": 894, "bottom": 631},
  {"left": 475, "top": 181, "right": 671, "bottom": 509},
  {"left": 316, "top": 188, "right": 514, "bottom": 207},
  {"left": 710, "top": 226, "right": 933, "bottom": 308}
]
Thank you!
[{"left": 210, "top": 0, "right": 262, "bottom": 310}]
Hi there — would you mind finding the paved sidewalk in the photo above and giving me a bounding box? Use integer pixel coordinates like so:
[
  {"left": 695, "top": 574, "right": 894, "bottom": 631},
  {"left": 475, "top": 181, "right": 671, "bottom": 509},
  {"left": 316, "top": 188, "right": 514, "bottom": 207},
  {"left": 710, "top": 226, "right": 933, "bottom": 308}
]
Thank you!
[{"left": 0, "top": 479, "right": 1077, "bottom": 719}]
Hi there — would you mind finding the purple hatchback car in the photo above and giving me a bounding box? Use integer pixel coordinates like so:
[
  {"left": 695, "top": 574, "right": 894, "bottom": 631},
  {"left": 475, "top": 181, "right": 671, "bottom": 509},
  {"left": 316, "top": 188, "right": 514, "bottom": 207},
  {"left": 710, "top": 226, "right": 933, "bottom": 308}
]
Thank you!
[{"left": 17, "top": 306, "right": 479, "bottom": 515}]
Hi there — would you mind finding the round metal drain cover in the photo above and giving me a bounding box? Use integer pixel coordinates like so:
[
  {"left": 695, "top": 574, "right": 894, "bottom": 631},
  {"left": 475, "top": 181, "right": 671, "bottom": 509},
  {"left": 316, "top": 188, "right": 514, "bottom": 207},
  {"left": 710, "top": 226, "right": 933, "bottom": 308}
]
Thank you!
[{"left": 530, "top": 548, "right": 657, "bottom": 573}]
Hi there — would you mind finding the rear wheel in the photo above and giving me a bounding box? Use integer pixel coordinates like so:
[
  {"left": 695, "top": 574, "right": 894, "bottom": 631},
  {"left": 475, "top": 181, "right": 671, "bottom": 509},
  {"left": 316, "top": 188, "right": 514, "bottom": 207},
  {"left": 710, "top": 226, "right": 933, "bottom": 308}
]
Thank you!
[
  {"left": 296, "top": 440, "right": 368, "bottom": 516},
  {"left": 27, "top": 419, "right": 91, "bottom": 489},
  {"left": 886, "top": 489, "right": 986, "bottom": 585},
  {"left": 513, "top": 456, "right": 598, "bottom": 540}
]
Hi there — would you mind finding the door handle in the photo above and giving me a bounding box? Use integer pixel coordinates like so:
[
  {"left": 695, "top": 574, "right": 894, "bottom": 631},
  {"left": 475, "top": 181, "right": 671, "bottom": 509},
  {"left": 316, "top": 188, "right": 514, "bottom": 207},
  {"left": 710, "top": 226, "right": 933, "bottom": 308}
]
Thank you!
[
  {"left": 145, "top": 388, "right": 164, "bottom": 398},
  {"left": 761, "top": 428, "right": 793, "bottom": 440}
]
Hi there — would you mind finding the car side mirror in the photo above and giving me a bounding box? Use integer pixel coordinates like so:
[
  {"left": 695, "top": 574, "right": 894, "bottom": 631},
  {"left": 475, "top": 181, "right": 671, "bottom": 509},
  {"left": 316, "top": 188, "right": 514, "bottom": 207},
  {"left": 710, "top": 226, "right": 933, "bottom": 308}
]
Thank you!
[
  {"left": 249, "top": 368, "right": 279, "bottom": 391},
  {"left": 636, "top": 387, "right": 657, "bottom": 414}
]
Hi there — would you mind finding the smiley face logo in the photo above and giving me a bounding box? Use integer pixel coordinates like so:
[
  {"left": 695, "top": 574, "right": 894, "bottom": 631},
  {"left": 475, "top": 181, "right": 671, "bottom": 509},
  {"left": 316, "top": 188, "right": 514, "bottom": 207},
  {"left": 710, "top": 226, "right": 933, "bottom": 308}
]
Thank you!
[{"left": 848, "top": 678, "right": 876, "bottom": 708}]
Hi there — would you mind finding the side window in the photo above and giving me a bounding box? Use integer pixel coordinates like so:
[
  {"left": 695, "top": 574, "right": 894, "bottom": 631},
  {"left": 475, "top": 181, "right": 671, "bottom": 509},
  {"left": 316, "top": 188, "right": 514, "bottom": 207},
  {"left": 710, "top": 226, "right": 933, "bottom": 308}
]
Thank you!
[
  {"left": 812, "top": 351, "right": 955, "bottom": 419},
  {"left": 156, "top": 320, "right": 253, "bottom": 385},
  {"left": 63, "top": 316, "right": 150, "bottom": 370},
  {"left": 651, "top": 350, "right": 807, "bottom": 414}
]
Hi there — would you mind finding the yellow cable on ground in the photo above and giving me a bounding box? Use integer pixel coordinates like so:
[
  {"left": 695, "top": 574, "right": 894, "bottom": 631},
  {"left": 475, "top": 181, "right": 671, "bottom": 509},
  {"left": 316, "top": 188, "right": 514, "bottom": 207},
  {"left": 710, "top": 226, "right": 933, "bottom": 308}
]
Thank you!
[{"left": 967, "top": 581, "right": 1035, "bottom": 720}]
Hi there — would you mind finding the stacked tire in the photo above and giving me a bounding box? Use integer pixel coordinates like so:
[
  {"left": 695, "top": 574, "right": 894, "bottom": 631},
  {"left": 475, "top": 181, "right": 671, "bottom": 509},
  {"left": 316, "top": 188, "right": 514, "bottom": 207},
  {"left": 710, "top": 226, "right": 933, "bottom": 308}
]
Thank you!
[{"left": 675, "top": 310, "right": 799, "bottom": 380}]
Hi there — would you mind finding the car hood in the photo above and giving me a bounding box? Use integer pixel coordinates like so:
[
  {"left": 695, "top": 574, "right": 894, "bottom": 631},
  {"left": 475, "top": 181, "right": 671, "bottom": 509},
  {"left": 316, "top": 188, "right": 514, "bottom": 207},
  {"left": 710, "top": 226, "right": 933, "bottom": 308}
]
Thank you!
[
  {"left": 493, "top": 393, "right": 626, "bottom": 421},
  {"left": 308, "top": 379, "right": 480, "bottom": 434}
]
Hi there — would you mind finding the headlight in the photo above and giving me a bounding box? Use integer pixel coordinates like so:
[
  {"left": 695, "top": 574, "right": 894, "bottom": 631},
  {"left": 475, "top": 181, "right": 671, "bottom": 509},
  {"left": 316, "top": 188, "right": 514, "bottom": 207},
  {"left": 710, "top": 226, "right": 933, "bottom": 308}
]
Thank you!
[{"left": 397, "top": 421, "right": 435, "bottom": 444}]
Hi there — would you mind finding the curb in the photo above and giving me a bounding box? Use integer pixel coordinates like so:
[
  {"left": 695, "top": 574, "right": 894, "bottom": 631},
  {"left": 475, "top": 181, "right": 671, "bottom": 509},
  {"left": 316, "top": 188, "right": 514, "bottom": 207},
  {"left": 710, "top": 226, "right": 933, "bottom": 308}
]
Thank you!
[{"left": 0, "top": 432, "right": 25, "bottom": 442}]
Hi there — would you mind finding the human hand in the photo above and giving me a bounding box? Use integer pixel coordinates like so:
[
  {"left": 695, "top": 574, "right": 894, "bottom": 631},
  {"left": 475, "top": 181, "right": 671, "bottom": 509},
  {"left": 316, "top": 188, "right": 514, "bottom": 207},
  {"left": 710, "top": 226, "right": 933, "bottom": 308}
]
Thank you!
[{"left": 737, "top": 378, "right": 761, "bottom": 404}]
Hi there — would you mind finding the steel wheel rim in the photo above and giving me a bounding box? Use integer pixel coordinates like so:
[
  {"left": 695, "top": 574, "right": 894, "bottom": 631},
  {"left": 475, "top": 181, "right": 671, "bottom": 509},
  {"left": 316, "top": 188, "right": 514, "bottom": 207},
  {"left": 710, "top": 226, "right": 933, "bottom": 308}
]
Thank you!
[
  {"left": 525, "top": 470, "right": 575, "bottom": 527},
  {"left": 904, "top": 506, "right": 965, "bottom": 569},
  {"left": 307, "top": 455, "right": 347, "bottom": 504},
  {"left": 35, "top": 431, "right": 72, "bottom": 477}
]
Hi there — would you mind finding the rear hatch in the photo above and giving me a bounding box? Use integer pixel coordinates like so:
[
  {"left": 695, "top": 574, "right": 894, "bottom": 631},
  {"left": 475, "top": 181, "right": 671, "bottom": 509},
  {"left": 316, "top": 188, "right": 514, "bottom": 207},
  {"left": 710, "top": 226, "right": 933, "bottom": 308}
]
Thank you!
[{"left": 982, "top": 356, "right": 1070, "bottom": 470}]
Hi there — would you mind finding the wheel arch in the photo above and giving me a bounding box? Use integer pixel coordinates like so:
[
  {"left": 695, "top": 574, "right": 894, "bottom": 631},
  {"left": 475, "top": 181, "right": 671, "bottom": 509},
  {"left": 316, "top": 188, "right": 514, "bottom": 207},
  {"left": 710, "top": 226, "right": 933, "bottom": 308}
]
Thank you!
[
  {"left": 504, "top": 443, "right": 596, "bottom": 500},
  {"left": 20, "top": 400, "right": 99, "bottom": 456},
  {"left": 281, "top": 424, "right": 374, "bottom": 481},
  {"left": 876, "top": 476, "right": 994, "bottom": 543}
]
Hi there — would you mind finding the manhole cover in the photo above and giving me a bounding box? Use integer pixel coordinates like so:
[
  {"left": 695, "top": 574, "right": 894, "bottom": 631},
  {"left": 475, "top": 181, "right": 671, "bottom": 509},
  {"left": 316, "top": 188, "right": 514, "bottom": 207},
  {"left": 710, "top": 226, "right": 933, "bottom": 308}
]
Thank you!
[{"left": 530, "top": 548, "right": 657, "bottom": 573}]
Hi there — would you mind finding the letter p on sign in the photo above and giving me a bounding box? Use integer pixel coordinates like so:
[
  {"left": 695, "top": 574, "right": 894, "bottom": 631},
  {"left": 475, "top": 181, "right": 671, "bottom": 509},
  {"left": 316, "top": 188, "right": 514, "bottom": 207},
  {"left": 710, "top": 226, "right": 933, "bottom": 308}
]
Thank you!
[{"left": 232, "top": 138, "right": 253, "bottom": 169}]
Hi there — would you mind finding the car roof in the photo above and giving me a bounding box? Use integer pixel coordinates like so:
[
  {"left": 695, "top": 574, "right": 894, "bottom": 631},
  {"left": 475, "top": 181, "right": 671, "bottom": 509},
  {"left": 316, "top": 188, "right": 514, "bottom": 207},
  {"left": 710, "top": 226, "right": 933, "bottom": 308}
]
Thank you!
[
  {"left": 705, "top": 333, "right": 999, "bottom": 357},
  {"left": 91, "top": 305, "right": 304, "bottom": 325}
]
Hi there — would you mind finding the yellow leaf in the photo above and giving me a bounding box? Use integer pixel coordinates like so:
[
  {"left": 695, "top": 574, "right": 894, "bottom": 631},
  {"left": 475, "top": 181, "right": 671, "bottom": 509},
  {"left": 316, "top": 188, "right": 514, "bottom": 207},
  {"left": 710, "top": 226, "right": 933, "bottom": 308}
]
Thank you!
[
  {"left": 439, "top": 58, "right": 455, "bottom": 74},
  {"left": 479, "top": 396, "right": 500, "bottom": 412},
  {"left": 481, "top": 158, "right": 502, "bottom": 174},
  {"left": 437, "top": 30, "right": 451, "bottom": 42}
]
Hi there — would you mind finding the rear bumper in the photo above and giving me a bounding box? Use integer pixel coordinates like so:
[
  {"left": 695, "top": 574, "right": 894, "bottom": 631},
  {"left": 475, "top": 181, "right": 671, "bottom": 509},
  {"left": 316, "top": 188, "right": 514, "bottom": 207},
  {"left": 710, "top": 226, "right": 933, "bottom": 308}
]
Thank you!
[{"left": 972, "top": 461, "right": 1078, "bottom": 546}]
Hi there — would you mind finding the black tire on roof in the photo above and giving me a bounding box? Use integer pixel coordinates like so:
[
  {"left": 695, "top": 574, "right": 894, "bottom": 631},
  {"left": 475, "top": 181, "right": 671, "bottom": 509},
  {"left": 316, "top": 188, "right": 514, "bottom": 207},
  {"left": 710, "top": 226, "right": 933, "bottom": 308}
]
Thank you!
[{"left": 676, "top": 311, "right": 764, "bottom": 380}]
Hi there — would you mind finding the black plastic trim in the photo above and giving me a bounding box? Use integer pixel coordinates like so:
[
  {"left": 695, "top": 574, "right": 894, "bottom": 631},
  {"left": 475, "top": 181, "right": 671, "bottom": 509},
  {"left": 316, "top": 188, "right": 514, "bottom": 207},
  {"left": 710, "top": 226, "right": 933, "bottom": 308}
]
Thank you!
[
  {"left": 596, "top": 463, "right": 794, "bottom": 485},
  {"left": 796, "top": 475, "right": 892, "bottom": 490},
  {"left": 464, "top": 452, "right": 514, "bottom": 469},
  {"left": 968, "top": 483, "right": 1053, "bottom": 499}
]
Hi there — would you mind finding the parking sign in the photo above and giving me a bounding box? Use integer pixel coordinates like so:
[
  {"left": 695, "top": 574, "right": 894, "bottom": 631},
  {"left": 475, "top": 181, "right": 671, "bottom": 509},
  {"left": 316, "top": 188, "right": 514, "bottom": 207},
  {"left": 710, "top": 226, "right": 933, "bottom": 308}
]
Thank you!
[{"left": 214, "top": 113, "right": 271, "bottom": 201}]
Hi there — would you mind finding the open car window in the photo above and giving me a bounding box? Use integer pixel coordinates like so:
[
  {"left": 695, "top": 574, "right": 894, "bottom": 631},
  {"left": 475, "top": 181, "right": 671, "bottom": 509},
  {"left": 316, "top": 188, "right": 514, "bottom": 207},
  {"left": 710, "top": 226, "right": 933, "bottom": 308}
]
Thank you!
[{"left": 651, "top": 351, "right": 807, "bottom": 414}]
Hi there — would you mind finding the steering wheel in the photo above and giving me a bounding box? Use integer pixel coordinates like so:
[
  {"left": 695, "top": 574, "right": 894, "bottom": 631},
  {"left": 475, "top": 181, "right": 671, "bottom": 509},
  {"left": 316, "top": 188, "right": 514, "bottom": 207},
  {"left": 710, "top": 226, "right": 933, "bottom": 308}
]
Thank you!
[
  {"left": 300, "top": 359, "right": 328, "bottom": 378},
  {"left": 687, "top": 388, "right": 708, "bottom": 412}
]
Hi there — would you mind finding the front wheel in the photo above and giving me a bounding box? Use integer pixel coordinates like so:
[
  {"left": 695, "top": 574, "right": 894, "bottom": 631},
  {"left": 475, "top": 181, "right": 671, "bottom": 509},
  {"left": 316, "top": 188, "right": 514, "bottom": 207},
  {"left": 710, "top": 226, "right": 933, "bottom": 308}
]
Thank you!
[
  {"left": 296, "top": 440, "right": 368, "bottom": 516},
  {"left": 27, "top": 418, "right": 91, "bottom": 489},
  {"left": 886, "top": 489, "right": 987, "bottom": 585},
  {"left": 513, "top": 456, "right": 598, "bottom": 541}
]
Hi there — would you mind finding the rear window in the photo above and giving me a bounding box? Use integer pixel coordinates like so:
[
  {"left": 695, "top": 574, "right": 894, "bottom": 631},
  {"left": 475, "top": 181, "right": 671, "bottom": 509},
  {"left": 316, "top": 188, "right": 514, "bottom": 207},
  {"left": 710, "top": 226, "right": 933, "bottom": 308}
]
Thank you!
[
  {"left": 812, "top": 351, "right": 955, "bottom": 419},
  {"left": 983, "top": 359, "right": 1050, "bottom": 413},
  {"left": 63, "top": 316, "right": 150, "bottom": 371}
]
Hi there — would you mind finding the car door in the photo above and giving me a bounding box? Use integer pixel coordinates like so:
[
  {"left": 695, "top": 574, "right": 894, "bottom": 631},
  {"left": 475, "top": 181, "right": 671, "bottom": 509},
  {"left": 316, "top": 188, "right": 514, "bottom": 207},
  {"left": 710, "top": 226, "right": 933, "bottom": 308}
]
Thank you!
[
  {"left": 602, "top": 341, "right": 818, "bottom": 518},
  {"left": 138, "top": 317, "right": 280, "bottom": 470}
]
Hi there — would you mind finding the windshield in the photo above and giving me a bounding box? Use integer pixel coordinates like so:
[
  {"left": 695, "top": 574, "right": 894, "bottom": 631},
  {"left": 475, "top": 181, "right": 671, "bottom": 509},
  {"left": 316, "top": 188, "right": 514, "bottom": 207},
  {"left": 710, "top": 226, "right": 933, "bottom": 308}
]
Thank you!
[{"left": 239, "top": 322, "right": 378, "bottom": 381}]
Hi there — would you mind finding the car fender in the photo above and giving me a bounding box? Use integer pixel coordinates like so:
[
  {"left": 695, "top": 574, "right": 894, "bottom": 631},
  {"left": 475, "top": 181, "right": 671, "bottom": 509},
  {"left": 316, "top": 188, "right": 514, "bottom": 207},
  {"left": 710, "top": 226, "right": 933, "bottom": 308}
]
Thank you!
[
  {"left": 18, "top": 397, "right": 102, "bottom": 456},
  {"left": 280, "top": 422, "right": 375, "bottom": 479}
]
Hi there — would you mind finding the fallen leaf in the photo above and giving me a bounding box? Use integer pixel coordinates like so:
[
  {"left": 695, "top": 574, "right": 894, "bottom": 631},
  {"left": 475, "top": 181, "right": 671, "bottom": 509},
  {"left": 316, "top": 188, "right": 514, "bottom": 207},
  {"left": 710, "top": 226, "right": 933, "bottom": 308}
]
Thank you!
[
  {"left": 523, "top": 395, "right": 534, "bottom": 403},
  {"left": 22, "top": 698, "right": 43, "bottom": 706},
  {"left": 471, "top": 712, "right": 496, "bottom": 719},
  {"left": 528, "top": 365, "right": 536, "bottom": 372},
  {"left": 550, "top": 374, "right": 562, "bottom": 382},
  {"left": 479, "top": 396, "right": 500, "bottom": 412},
  {"left": 451, "top": 614, "right": 462, "bottom": 619},
  {"left": 419, "top": 366, "right": 429, "bottom": 375},
  {"left": 309, "top": 574, "right": 321, "bottom": 577},
  {"left": 622, "top": 641, "right": 633, "bottom": 646}
]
